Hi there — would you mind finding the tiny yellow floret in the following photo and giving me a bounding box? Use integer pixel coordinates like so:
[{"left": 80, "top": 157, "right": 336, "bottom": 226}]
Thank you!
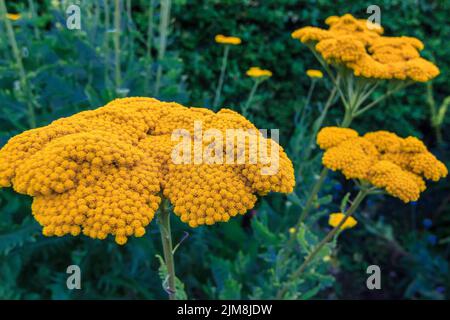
[{"left": 328, "top": 212, "right": 357, "bottom": 230}]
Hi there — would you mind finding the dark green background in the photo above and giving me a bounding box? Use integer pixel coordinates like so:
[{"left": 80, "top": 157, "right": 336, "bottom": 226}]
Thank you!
[{"left": 0, "top": 0, "right": 448, "bottom": 299}]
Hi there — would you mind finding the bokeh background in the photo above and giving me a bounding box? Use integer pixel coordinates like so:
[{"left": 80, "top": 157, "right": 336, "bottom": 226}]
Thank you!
[{"left": 0, "top": 0, "right": 448, "bottom": 299}]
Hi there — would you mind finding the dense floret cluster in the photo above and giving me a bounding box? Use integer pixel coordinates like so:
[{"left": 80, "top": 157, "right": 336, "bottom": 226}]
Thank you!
[
  {"left": 317, "top": 127, "right": 447, "bottom": 202},
  {"left": 292, "top": 14, "right": 439, "bottom": 82},
  {"left": 0, "top": 98, "right": 295, "bottom": 244}
]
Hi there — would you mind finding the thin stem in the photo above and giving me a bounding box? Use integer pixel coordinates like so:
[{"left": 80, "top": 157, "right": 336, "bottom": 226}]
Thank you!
[
  {"left": 354, "top": 81, "right": 412, "bottom": 117},
  {"left": 113, "top": 0, "right": 122, "bottom": 91},
  {"left": 297, "top": 167, "right": 328, "bottom": 224},
  {"left": 296, "top": 79, "right": 316, "bottom": 124},
  {"left": 242, "top": 80, "right": 260, "bottom": 117},
  {"left": 277, "top": 189, "right": 368, "bottom": 299},
  {"left": 309, "top": 47, "right": 349, "bottom": 108},
  {"left": 103, "top": 0, "right": 111, "bottom": 85},
  {"left": 126, "top": 0, "right": 134, "bottom": 66},
  {"left": 154, "top": 0, "right": 171, "bottom": 97},
  {"left": 299, "top": 86, "right": 337, "bottom": 169},
  {"left": 158, "top": 199, "right": 177, "bottom": 300},
  {"left": 0, "top": 0, "right": 36, "bottom": 128},
  {"left": 212, "top": 45, "right": 230, "bottom": 110},
  {"left": 145, "top": 0, "right": 154, "bottom": 93},
  {"left": 27, "top": 0, "right": 40, "bottom": 40}
]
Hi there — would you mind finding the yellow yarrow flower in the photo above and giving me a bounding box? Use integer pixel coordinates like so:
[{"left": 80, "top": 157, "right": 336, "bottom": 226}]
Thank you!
[
  {"left": 215, "top": 34, "right": 242, "bottom": 45},
  {"left": 288, "top": 227, "right": 296, "bottom": 234},
  {"left": 0, "top": 97, "right": 295, "bottom": 245},
  {"left": 328, "top": 213, "right": 357, "bottom": 230},
  {"left": 7, "top": 13, "right": 21, "bottom": 21},
  {"left": 292, "top": 14, "right": 439, "bottom": 82},
  {"left": 306, "top": 69, "right": 323, "bottom": 78},
  {"left": 317, "top": 127, "right": 448, "bottom": 203},
  {"left": 246, "top": 67, "right": 272, "bottom": 78}
]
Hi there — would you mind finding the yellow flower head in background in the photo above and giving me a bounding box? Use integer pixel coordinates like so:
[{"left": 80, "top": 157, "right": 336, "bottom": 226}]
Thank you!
[
  {"left": 328, "top": 213, "right": 357, "bottom": 230},
  {"left": 317, "top": 127, "right": 447, "bottom": 202},
  {"left": 292, "top": 14, "right": 439, "bottom": 82},
  {"left": 306, "top": 69, "right": 323, "bottom": 78},
  {"left": 0, "top": 98, "right": 295, "bottom": 245},
  {"left": 215, "top": 34, "right": 242, "bottom": 45},
  {"left": 7, "top": 13, "right": 21, "bottom": 21},
  {"left": 246, "top": 67, "right": 272, "bottom": 78}
]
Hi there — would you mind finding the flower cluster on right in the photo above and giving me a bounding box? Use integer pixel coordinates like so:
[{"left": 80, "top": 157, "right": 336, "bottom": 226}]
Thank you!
[
  {"left": 291, "top": 14, "right": 439, "bottom": 82},
  {"left": 317, "top": 127, "right": 447, "bottom": 203}
]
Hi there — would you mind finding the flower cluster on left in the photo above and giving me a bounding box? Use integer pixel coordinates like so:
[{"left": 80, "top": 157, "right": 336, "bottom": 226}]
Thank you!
[{"left": 0, "top": 97, "right": 295, "bottom": 244}]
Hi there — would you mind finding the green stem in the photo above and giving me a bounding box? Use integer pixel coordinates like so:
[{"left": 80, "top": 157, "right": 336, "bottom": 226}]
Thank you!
[
  {"left": 296, "top": 79, "right": 316, "bottom": 124},
  {"left": 145, "top": 0, "right": 154, "bottom": 93},
  {"left": 309, "top": 47, "right": 349, "bottom": 108},
  {"left": 300, "top": 86, "right": 337, "bottom": 163},
  {"left": 158, "top": 199, "right": 177, "bottom": 300},
  {"left": 27, "top": 0, "right": 40, "bottom": 40},
  {"left": 242, "top": 80, "right": 260, "bottom": 117},
  {"left": 298, "top": 167, "right": 328, "bottom": 224},
  {"left": 154, "top": 0, "right": 171, "bottom": 97},
  {"left": 126, "top": 0, "right": 134, "bottom": 66},
  {"left": 0, "top": 0, "right": 36, "bottom": 128},
  {"left": 113, "top": 0, "right": 122, "bottom": 91},
  {"left": 212, "top": 45, "right": 230, "bottom": 110},
  {"left": 354, "top": 81, "right": 412, "bottom": 117},
  {"left": 297, "top": 91, "right": 353, "bottom": 225},
  {"left": 277, "top": 189, "right": 368, "bottom": 299},
  {"left": 103, "top": 0, "right": 110, "bottom": 86}
]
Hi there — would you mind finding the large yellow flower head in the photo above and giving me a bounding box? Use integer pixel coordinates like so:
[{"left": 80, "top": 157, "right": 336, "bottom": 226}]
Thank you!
[
  {"left": 0, "top": 98, "right": 295, "bottom": 245},
  {"left": 317, "top": 127, "right": 447, "bottom": 203},
  {"left": 292, "top": 14, "right": 439, "bottom": 82}
]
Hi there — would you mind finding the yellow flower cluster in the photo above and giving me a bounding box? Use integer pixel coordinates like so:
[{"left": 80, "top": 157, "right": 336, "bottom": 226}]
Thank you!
[
  {"left": 215, "top": 34, "right": 242, "bottom": 45},
  {"left": 7, "top": 13, "right": 21, "bottom": 21},
  {"left": 306, "top": 69, "right": 323, "bottom": 79},
  {"left": 246, "top": 67, "right": 273, "bottom": 78},
  {"left": 0, "top": 97, "right": 295, "bottom": 244},
  {"left": 292, "top": 14, "right": 439, "bottom": 82},
  {"left": 317, "top": 127, "right": 447, "bottom": 202},
  {"left": 328, "top": 213, "right": 357, "bottom": 230}
]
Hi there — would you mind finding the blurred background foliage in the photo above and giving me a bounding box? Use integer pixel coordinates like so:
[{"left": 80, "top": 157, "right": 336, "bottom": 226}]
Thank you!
[{"left": 0, "top": 0, "right": 449, "bottom": 299}]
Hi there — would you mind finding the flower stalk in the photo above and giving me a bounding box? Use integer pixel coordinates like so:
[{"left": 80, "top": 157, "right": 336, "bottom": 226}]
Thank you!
[
  {"left": 0, "top": 0, "right": 36, "bottom": 128},
  {"left": 277, "top": 188, "right": 369, "bottom": 299},
  {"left": 103, "top": 0, "right": 111, "bottom": 85},
  {"left": 27, "top": 0, "right": 40, "bottom": 40},
  {"left": 113, "top": 0, "right": 122, "bottom": 91},
  {"left": 145, "top": 0, "right": 155, "bottom": 93},
  {"left": 212, "top": 45, "right": 230, "bottom": 110},
  {"left": 158, "top": 198, "right": 177, "bottom": 300},
  {"left": 154, "top": 0, "right": 171, "bottom": 97},
  {"left": 426, "top": 82, "right": 449, "bottom": 145},
  {"left": 242, "top": 79, "right": 261, "bottom": 118}
]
